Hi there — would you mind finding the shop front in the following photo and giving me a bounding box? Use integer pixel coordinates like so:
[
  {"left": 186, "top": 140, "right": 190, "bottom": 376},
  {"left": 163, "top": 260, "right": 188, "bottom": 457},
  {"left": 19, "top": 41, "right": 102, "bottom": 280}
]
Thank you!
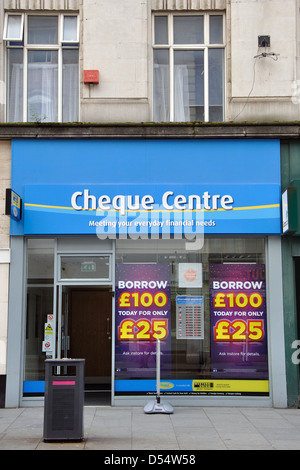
[{"left": 5, "top": 138, "right": 287, "bottom": 407}]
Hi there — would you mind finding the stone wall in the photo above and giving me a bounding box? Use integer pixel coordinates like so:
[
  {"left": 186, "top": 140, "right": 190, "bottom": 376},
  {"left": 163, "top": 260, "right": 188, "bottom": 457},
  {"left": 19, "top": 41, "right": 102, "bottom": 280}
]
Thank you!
[{"left": 0, "top": 141, "right": 10, "bottom": 405}]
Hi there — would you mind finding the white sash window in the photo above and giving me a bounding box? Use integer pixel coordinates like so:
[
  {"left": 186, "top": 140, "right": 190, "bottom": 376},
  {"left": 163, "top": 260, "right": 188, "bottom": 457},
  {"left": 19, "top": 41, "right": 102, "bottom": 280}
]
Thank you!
[
  {"left": 4, "top": 13, "right": 79, "bottom": 123},
  {"left": 153, "top": 13, "right": 225, "bottom": 122}
]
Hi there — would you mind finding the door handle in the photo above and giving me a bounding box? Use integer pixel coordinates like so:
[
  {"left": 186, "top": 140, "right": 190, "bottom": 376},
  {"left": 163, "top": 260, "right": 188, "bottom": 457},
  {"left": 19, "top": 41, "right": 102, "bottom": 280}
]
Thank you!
[
  {"left": 107, "top": 317, "right": 111, "bottom": 340},
  {"left": 62, "top": 335, "right": 70, "bottom": 350}
]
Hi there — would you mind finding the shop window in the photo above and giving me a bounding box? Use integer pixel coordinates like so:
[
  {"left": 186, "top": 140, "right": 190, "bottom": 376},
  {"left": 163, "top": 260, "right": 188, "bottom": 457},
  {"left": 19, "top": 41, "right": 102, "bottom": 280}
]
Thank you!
[
  {"left": 24, "top": 239, "right": 55, "bottom": 388},
  {"left": 115, "top": 238, "right": 269, "bottom": 398},
  {"left": 4, "top": 13, "right": 79, "bottom": 123},
  {"left": 153, "top": 13, "right": 225, "bottom": 122}
]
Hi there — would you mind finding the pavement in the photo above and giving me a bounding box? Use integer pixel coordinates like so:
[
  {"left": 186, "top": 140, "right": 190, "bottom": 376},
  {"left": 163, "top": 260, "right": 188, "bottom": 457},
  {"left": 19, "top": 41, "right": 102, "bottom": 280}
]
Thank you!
[{"left": 0, "top": 405, "right": 300, "bottom": 451}]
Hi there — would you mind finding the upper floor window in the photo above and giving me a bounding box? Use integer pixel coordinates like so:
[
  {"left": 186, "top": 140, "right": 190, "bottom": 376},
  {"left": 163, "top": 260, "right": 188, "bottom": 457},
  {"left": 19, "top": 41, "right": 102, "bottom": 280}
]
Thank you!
[
  {"left": 4, "top": 13, "right": 79, "bottom": 123},
  {"left": 153, "top": 13, "right": 225, "bottom": 122}
]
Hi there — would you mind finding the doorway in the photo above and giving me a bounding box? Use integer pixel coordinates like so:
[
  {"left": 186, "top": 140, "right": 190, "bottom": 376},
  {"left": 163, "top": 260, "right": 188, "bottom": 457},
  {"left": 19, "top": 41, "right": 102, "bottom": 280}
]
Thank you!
[{"left": 61, "top": 286, "right": 113, "bottom": 405}]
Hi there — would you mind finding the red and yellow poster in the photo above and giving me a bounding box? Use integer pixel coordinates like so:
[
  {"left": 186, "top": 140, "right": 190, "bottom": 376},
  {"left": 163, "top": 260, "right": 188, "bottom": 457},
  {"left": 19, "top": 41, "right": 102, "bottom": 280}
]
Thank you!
[
  {"left": 115, "top": 264, "right": 171, "bottom": 381},
  {"left": 210, "top": 264, "right": 269, "bottom": 385}
]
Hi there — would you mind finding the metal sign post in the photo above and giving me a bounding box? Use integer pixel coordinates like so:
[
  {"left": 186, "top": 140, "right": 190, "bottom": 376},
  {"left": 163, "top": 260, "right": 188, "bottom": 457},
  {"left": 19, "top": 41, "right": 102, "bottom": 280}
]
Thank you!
[{"left": 144, "top": 339, "right": 173, "bottom": 414}]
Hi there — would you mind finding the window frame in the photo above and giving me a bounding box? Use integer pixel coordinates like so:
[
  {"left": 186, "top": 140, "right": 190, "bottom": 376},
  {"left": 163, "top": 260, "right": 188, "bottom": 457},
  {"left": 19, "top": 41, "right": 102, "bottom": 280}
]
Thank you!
[
  {"left": 61, "top": 15, "right": 79, "bottom": 44},
  {"left": 4, "top": 12, "right": 79, "bottom": 123},
  {"left": 152, "top": 12, "right": 225, "bottom": 123},
  {"left": 3, "top": 13, "right": 24, "bottom": 41}
]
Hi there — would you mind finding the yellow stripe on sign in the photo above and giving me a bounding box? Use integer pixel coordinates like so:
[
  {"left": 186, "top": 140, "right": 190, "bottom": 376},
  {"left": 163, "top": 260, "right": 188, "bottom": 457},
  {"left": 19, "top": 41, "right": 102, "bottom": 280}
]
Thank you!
[
  {"left": 24, "top": 202, "right": 280, "bottom": 213},
  {"left": 192, "top": 379, "right": 269, "bottom": 393},
  {"left": 231, "top": 204, "right": 279, "bottom": 212},
  {"left": 25, "top": 203, "right": 74, "bottom": 211}
]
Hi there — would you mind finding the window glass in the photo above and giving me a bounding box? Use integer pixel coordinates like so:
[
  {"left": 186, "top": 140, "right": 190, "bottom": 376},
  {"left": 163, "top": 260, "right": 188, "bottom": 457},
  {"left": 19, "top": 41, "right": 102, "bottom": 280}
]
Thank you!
[
  {"left": 5, "top": 14, "right": 23, "bottom": 41},
  {"left": 174, "top": 50, "right": 204, "bottom": 121},
  {"left": 60, "top": 256, "right": 110, "bottom": 280},
  {"left": 174, "top": 16, "right": 203, "bottom": 44},
  {"left": 63, "top": 16, "right": 78, "bottom": 42},
  {"left": 115, "top": 238, "right": 268, "bottom": 398},
  {"left": 153, "top": 49, "right": 170, "bottom": 122},
  {"left": 24, "top": 239, "right": 55, "bottom": 386},
  {"left": 154, "top": 16, "right": 168, "bottom": 44},
  {"left": 209, "top": 15, "right": 223, "bottom": 44},
  {"left": 208, "top": 48, "right": 224, "bottom": 121},
  {"left": 27, "top": 50, "right": 58, "bottom": 122},
  {"left": 7, "top": 49, "right": 23, "bottom": 122},
  {"left": 28, "top": 16, "right": 58, "bottom": 44},
  {"left": 62, "top": 49, "right": 79, "bottom": 122}
]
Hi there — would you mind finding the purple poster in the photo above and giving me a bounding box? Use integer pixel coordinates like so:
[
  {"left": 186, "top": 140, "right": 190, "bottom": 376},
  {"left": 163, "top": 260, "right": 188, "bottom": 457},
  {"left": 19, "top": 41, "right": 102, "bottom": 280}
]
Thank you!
[
  {"left": 115, "top": 264, "right": 171, "bottom": 379},
  {"left": 210, "top": 264, "right": 268, "bottom": 380}
]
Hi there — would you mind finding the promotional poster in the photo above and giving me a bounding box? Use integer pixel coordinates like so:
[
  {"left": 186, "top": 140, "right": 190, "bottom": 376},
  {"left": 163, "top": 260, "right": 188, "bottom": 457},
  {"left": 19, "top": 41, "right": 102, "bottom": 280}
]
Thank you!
[
  {"left": 210, "top": 264, "right": 269, "bottom": 384},
  {"left": 115, "top": 264, "right": 171, "bottom": 392}
]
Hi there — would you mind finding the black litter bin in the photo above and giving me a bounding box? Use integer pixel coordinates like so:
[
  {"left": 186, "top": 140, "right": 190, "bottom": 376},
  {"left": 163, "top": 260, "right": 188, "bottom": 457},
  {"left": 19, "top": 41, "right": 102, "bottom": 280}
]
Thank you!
[{"left": 43, "top": 358, "right": 85, "bottom": 442}]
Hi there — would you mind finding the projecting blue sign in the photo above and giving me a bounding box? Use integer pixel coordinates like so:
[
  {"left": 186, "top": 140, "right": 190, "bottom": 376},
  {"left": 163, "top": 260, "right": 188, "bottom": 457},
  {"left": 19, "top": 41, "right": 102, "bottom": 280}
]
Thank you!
[
  {"left": 5, "top": 188, "right": 22, "bottom": 221},
  {"left": 10, "top": 139, "right": 281, "bottom": 237}
]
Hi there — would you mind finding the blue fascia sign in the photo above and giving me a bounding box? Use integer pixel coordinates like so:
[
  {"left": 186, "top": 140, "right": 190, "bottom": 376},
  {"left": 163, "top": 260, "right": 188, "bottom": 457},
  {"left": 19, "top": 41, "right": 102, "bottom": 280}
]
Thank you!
[{"left": 10, "top": 139, "right": 282, "bottom": 237}]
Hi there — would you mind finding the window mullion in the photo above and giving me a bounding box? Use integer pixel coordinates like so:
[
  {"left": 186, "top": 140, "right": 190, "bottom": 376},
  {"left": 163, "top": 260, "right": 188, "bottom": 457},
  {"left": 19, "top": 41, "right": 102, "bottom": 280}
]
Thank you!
[
  {"left": 169, "top": 14, "right": 174, "bottom": 122},
  {"left": 58, "top": 47, "right": 63, "bottom": 123},
  {"left": 204, "top": 47, "right": 209, "bottom": 122},
  {"left": 58, "top": 14, "right": 63, "bottom": 122},
  {"left": 23, "top": 14, "right": 28, "bottom": 122},
  {"left": 204, "top": 13, "right": 210, "bottom": 45},
  {"left": 23, "top": 47, "right": 28, "bottom": 122},
  {"left": 170, "top": 48, "right": 174, "bottom": 122},
  {"left": 204, "top": 14, "right": 209, "bottom": 122}
]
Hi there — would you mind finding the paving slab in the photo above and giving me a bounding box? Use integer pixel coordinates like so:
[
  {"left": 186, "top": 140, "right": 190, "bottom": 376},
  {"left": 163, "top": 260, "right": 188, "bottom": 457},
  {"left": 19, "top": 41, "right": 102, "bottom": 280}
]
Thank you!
[{"left": 0, "top": 406, "right": 299, "bottom": 451}]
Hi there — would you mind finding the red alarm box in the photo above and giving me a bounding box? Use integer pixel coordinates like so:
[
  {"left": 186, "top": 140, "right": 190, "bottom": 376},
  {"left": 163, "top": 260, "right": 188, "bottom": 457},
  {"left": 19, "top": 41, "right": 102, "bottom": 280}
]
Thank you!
[{"left": 83, "top": 70, "right": 99, "bottom": 84}]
